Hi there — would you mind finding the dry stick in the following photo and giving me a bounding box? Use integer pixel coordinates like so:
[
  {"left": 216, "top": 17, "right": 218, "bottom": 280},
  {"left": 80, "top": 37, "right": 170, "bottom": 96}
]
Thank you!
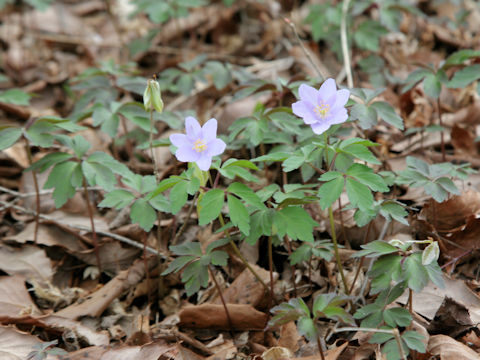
[
  {"left": 284, "top": 18, "right": 326, "bottom": 81},
  {"left": 437, "top": 98, "right": 446, "bottom": 162},
  {"left": 349, "top": 221, "right": 373, "bottom": 295},
  {"left": 340, "top": 0, "right": 353, "bottom": 88},
  {"left": 0, "top": 200, "right": 166, "bottom": 257},
  {"left": 334, "top": 327, "right": 406, "bottom": 360},
  {"left": 24, "top": 138, "right": 40, "bottom": 244},
  {"left": 172, "top": 192, "right": 199, "bottom": 245},
  {"left": 209, "top": 265, "right": 234, "bottom": 332},
  {"left": 82, "top": 177, "right": 102, "bottom": 273}
]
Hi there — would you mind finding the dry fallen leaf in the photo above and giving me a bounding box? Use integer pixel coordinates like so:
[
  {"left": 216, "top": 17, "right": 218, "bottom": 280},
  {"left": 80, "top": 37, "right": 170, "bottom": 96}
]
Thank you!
[{"left": 428, "top": 334, "right": 480, "bottom": 360}]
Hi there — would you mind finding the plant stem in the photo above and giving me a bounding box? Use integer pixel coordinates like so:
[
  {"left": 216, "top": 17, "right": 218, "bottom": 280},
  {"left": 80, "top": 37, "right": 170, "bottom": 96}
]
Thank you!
[
  {"left": 149, "top": 107, "right": 160, "bottom": 181},
  {"left": 316, "top": 335, "right": 326, "bottom": 360},
  {"left": 340, "top": 0, "right": 353, "bottom": 88},
  {"left": 283, "top": 236, "right": 297, "bottom": 297},
  {"left": 268, "top": 236, "right": 275, "bottom": 307},
  {"left": 172, "top": 192, "right": 198, "bottom": 245},
  {"left": 207, "top": 171, "right": 269, "bottom": 293},
  {"left": 82, "top": 177, "right": 102, "bottom": 273},
  {"left": 208, "top": 265, "right": 234, "bottom": 331},
  {"left": 24, "top": 138, "right": 40, "bottom": 244},
  {"left": 329, "top": 206, "right": 349, "bottom": 294},
  {"left": 324, "top": 133, "right": 349, "bottom": 294},
  {"left": 393, "top": 328, "right": 407, "bottom": 360}
]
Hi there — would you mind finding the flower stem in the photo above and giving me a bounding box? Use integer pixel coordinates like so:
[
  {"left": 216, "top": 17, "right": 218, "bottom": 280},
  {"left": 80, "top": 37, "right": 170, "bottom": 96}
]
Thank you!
[
  {"left": 149, "top": 107, "right": 160, "bottom": 181},
  {"left": 172, "top": 192, "right": 198, "bottom": 245},
  {"left": 324, "top": 133, "right": 349, "bottom": 294}
]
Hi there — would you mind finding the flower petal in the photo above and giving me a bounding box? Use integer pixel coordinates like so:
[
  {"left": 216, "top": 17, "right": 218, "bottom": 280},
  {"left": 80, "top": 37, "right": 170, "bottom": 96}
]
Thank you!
[
  {"left": 196, "top": 155, "right": 213, "bottom": 171},
  {"left": 329, "top": 108, "right": 348, "bottom": 125},
  {"left": 298, "top": 84, "right": 319, "bottom": 104},
  {"left": 292, "top": 101, "right": 318, "bottom": 124},
  {"left": 206, "top": 138, "right": 226, "bottom": 157},
  {"left": 175, "top": 146, "right": 200, "bottom": 162},
  {"left": 202, "top": 118, "right": 218, "bottom": 142},
  {"left": 318, "top": 78, "right": 337, "bottom": 100},
  {"left": 333, "top": 89, "right": 350, "bottom": 109},
  {"left": 311, "top": 122, "right": 331, "bottom": 135},
  {"left": 169, "top": 133, "right": 190, "bottom": 148},
  {"left": 185, "top": 116, "right": 202, "bottom": 141}
]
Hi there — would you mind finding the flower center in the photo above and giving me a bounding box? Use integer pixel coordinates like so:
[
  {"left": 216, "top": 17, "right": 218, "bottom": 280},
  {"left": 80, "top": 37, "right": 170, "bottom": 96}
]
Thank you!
[
  {"left": 314, "top": 102, "right": 330, "bottom": 119},
  {"left": 192, "top": 139, "right": 207, "bottom": 153}
]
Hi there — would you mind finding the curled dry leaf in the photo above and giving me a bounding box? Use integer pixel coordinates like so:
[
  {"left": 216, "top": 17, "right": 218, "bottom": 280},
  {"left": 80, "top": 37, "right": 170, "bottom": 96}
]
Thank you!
[
  {"left": 428, "top": 334, "right": 480, "bottom": 360},
  {"left": 0, "top": 244, "right": 53, "bottom": 283},
  {"left": 179, "top": 303, "right": 268, "bottom": 330}
]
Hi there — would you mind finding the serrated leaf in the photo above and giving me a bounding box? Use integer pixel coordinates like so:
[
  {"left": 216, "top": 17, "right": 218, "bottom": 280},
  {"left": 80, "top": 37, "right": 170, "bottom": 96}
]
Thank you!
[
  {"left": 210, "top": 250, "right": 228, "bottom": 266},
  {"left": 402, "top": 331, "right": 426, "bottom": 353},
  {"left": 274, "top": 206, "right": 317, "bottom": 242},
  {"left": 297, "top": 317, "right": 318, "bottom": 342},
  {"left": 341, "top": 144, "right": 381, "bottom": 165},
  {"left": 318, "top": 176, "right": 344, "bottom": 210},
  {"left": 227, "top": 182, "right": 265, "bottom": 210},
  {"left": 424, "top": 182, "right": 449, "bottom": 202},
  {"left": 353, "top": 240, "right": 399, "bottom": 258},
  {"left": 26, "top": 152, "right": 73, "bottom": 172},
  {"left": 82, "top": 161, "right": 117, "bottom": 192},
  {"left": 435, "top": 177, "right": 459, "bottom": 195},
  {"left": 350, "top": 103, "right": 378, "bottom": 129},
  {"left": 198, "top": 189, "right": 225, "bottom": 225},
  {"left": 130, "top": 198, "right": 157, "bottom": 231},
  {"left": 346, "top": 178, "right": 373, "bottom": 212},
  {"left": 44, "top": 161, "right": 80, "bottom": 208},
  {"left": 245, "top": 208, "right": 274, "bottom": 245},
  {"left": 371, "top": 101, "right": 404, "bottom": 130},
  {"left": 383, "top": 307, "right": 411, "bottom": 327},
  {"left": 282, "top": 155, "right": 305, "bottom": 172},
  {"left": 347, "top": 164, "right": 389, "bottom": 192},
  {"left": 98, "top": 189, "right": 135, "bottom": 209},
  {"left": 227, "top": 194, "right": 250, "bottom": 235}
]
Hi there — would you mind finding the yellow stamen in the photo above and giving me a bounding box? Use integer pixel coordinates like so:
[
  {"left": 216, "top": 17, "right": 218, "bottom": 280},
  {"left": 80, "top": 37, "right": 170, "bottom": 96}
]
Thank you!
[
  {"left": 314, "top": 102, "right": 330, "bottom": 119},
  {"left": 193, "top": 139, "right": 207, "bottom": 153}
]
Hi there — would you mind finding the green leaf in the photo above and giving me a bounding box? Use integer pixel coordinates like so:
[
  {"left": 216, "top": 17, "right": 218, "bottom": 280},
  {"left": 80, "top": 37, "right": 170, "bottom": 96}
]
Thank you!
[
  {"left": 222, "top": 158, "right": 259, "bottom": 170},
  {"left": 169, "top": 180, "right": 189, "bottom": 214},
  {"left": 297, "top": 317, "right": 317, "bottom": 342},
  {"left": 347, "top": 164, "right": 389, "bottom": 192},
  {"left": 82, "top": 162, "right": 117, "bottom": 192},
  {"left": 44, "top": 161, "right": 80, "bottom": 208},
  {"left": 227, "top": 194, "right": 250, "bottom": 235},
  {"left": 370, "top": 101, "right": 404, "bottom": 130},
  {"left": 445, "top": 49, "right": 480, "bottom": 66},
  {"left": 86, "top": 152, "right": 131, "bottom": 177},
  {"left": 170, "top": 242, "right": 203, "bottom": 256},
  {"left": 98, "top": 189, "right": 135, "bottom": 209},
  {"left": 274, "top": 207, "right": 317, "bottom": 242},
  {"left": 350, "top": 103, "right": 378, "bottom": 129},
  {"left": 404, "top": 253, "right": 429, "bottom": 292},
  {"left": 354, "top": 20, "right": 388, "bottom": 51},
  {"left": 161, "top": 255, "right": 196, "bottom": 275},
  {"left": 26, "top": 152, "right": 73, "bottom": 172},
  {"left": 210, "top": 250, "right": 228, "bottom": 266},
  {"left": 424, "top": 182, "right": 449, "bottom": 202},
  {"left": 425, "top": 261, "right": 445, "bottom": 289},
  {"left": 380, "top": 202, "right": 409, "bottom": 226},
  {"left": 227, "top": 182, "right": 265, "bottom": 210},
  {"left": 0, "top": 89, "right": 30, "bottom": 105},
  {"left": 245, "top": 209, "right": 274, "bottom": 245},
  {"left": 252, "top": 152, "right": 291, "bottom": 162},
  {"left": 318, "top": 176, "right": 344, "bottom": 210},
  {"left": 0, "top": 127, "right": 22, "bottom": 151},
  {"left": 149, "top": 193, "right": 170, "bottom": 212},
  {"left": 402, "top": 331, "right": 426, "bottom": 353},
  {"left": 369, "top": 330, "right": 395, "bottom": 345},
  {"left": 448, "top": 64, "right": 480, "bottom": 88},
  {"left": 345, "top": 178, "right": 373, "bottom": 213},
  {"left": 341, "top": 144, "right": 381, "bottom": 165},
  {"left": 353, "top": 240, "right": 399, "bottom": 258},
  {"left": 130, "top": 198, "right": 157, "bottom": 231},
  {"left": 423, "top": 73, "right": 442, "bottom": 99},
  {"left": 198, "top": 189, "right": 225, "bottom": 225},
  {"left": 435, "top": 177, "right": 459, "bottom": 195},
  {"left": 383, "top": 307, "right": 411, "bottom": 327},
  {"left": 282, "top": 155, "right": 305, "bottom": 172}
]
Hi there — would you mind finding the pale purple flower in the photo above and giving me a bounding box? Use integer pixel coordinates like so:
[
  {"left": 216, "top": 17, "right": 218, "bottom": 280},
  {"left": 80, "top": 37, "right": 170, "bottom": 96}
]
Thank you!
[
  {"left": 292, "top": 78, "right": 350, "bottom": 135},
  {"left": 169, "top": 116, "right": 226, "bottom": 171}
]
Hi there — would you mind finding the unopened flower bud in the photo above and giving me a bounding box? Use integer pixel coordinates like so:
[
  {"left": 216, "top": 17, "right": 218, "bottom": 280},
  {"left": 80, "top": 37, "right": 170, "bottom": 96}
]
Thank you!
[{"left": 143, "top": 79, "right": 164, "bottom": 113}]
